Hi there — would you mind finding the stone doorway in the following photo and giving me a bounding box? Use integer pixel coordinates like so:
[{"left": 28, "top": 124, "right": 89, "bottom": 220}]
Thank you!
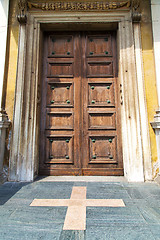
[{"left": 9, "top": 9, "right": 151, "bottom": 182}]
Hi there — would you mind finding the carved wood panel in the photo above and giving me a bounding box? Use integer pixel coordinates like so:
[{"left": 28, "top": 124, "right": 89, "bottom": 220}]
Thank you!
[
  {"left": 89, "top": 136, "right": 117, "bottom": 164},
  {"left": 48, "top": 62, "right": 74, "bottom": 78},
  {"left": 87, "top": 61, "right": 113, "bottom": 77},
  {"left": 47, "top": 82, "right": 73, "bottom": 107},
  {"left": 48, "top": 35, "right": 73, "bottom": 57},
  {"left": 45, "top": 136, "right": 74, "bottom": 164},
  {"left": 86, "top": 35, "right": 112, "bottom": 56},
  {"left": 88, "top": 112, "right": 116, "bottom": 130},
  {"left": 46, "top": 112, "right": 74, "bottom": 130},
  {"left": 88, "top": 82, "right": 115, "bottom": 106}
]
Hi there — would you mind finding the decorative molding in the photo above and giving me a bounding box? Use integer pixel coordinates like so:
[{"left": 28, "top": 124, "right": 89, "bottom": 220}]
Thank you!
[
  {"left": 151, "top": 110, "right": 160, "bottom": 180},
  {"left": 27, "top": 1, "right": 131, "bottom": 11},
  {"left": 17, "top": 0, "right": 27, "bottom": 24},
  {"left": 132, "top": 11, "right": 141, "bottom": 22},
  {"left": 132, "top": 0, "right": 141, "bottom": 22},
  {"left": 0, "top": 109, "right": 7, "bottom": 115},
  {"left": 151, "top": 110, "right": 160, "bottom": 130},
  {"left": 132, "top": 0, "right": 140, "bottom": 11},
  {"left": 151, "top": 121, "right": 160, "bottom": 129}
]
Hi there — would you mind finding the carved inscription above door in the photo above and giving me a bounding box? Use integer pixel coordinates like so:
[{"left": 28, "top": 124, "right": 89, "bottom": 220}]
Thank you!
[{"left": 39, "top": 31, "right": 123, "bottom": 176}]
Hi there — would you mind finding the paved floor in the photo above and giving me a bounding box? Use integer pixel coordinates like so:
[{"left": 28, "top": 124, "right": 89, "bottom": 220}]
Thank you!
[{"left": 0, "top": 177, "right": 160, "bottom": 240}]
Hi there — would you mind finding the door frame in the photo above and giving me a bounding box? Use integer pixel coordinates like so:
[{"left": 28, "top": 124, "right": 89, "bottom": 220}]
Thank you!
[{"left": 9, "top": 9, "right": 152, "bottom": 182}]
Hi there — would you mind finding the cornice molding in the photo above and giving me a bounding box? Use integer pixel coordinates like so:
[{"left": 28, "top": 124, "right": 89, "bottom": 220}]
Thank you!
[{"left": 17, "top": 0, "right": 141, "bottom": 23}]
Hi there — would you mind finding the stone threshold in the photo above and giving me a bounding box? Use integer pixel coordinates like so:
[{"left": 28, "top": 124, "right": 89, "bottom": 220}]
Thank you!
[{"left": 36, "top": 176, "right": 127, "bottom": 182}]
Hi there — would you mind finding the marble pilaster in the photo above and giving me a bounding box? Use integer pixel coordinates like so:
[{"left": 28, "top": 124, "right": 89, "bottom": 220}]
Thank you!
[{"left": 0, "top": 0, "right": 10, "bottom": 183}]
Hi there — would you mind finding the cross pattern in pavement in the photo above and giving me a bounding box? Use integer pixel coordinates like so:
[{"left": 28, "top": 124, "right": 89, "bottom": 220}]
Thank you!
[{"left": 30, "top": 186, "right": 125, "bottom": 230}]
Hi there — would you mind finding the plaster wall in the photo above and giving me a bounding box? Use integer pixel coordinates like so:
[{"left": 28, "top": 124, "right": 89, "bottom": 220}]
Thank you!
[
  {"left": 0, "top": 0, "right": 9, "bottom": 109},
  {"left": 5, "top": 0, "right": 19, "bottom": 121}
]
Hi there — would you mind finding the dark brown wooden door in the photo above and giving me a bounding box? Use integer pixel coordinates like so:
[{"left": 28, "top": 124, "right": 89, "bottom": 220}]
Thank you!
[{"left": 39, "top": 31, "right": 123, "bottom": 176}]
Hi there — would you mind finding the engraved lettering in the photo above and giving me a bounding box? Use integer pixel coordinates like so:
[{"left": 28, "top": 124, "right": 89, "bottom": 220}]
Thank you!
[{"left": 27, "top": 1, "right": 131, "bottom": 11}]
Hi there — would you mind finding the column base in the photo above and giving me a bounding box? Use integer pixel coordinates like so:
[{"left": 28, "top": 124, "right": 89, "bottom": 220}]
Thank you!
[
  {"left": 0, "top": 110, "right": 10, "bottom": 184},
  {"left": 154, "top": 174, "right": 160, "bottom": 185},
  {"left": 151, "top": 110, "right": 160, "bottom": 129},
  {"left": 0, "top": 166, "right": 8, "bottom": 184},
  {"left": 151, "top": 109, "right": 160, "bottom": 179}
]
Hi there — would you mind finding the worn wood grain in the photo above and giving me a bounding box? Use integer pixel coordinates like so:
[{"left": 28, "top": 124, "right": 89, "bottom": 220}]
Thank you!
[{"left": 39, "top": 31, "right": 123, "bottom": 175}]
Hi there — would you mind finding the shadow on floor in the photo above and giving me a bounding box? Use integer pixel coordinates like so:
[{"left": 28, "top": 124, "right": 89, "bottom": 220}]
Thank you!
[{"left": 0, "top": 182, "right": 29, "bottom": 205}]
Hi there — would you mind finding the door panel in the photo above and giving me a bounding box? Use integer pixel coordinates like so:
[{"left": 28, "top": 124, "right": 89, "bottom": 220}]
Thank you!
[
  {"left": 39, "top": 31, "right": 123, "bottom": 176},
  {"left": 88, "top": 111, "right": 116, "bottom": 130},
  {"left": 88, "top": 81, "right": 115, "bottom": 106},
  {"left": 47, "top": 82, "right": 74, "bottom": 107},
  {"left": 89, "top": 136, "right": 117, "bottom": 164},
  {"left": 82, "top": 32, "right": 123, "bottom": 175},
  {"left": 45, "top": 136, "right": 74, "bottom": 164},
  {"left": 39, "top": 32, "right": 82, "bottom": 175}
]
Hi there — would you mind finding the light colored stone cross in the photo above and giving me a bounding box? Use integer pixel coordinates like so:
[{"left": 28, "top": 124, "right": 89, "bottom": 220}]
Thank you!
[{"left": 30, "top": 187, "right": 125, "bottom": 230}]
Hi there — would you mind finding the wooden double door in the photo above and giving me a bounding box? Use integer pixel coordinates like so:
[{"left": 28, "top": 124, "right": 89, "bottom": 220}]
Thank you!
[{"left": 39, "top": 31, "right": 123, "bottom": 176}]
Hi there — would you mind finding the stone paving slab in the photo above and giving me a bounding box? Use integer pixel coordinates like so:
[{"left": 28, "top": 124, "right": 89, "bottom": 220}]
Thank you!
[{"left": 0, "top": 179, "right": 160, "bottom": 240}]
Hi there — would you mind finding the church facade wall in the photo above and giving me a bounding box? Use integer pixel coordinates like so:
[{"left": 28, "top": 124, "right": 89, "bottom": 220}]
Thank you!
[{"left": 1, "top": 0, "right": 159, "bottom": 182}]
